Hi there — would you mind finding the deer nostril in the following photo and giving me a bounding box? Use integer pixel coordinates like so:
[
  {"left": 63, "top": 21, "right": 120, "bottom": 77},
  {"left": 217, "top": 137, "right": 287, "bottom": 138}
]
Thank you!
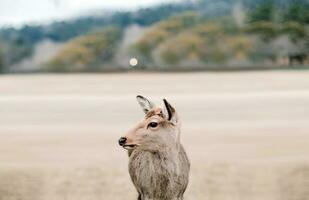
[{"left": 118, "top": 137, "right": 127, "bottom": 146}]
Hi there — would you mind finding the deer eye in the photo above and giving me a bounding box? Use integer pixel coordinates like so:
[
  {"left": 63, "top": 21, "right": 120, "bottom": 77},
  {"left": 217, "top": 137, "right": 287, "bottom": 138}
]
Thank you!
[{"left": 148, "top": 122, "right": 158, "bottom": 129}]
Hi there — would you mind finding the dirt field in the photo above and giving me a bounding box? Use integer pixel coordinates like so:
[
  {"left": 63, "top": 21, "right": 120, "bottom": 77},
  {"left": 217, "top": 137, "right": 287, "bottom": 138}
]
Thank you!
[{"left": 0, "top": 71, "right": 309, "bottom": 200}]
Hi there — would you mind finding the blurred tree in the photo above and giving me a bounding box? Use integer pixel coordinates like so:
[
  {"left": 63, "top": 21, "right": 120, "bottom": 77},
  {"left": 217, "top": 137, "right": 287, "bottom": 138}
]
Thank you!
[
  {"left": 134, "top": 12, "right": 199, "bottom": 64},
  {"left": 283, "top": 2, "right": 309, "bottom": 24},
  {"left": 134, "top": 29, "right": 169, "bottom": 61},
  {"left": 46, "top": 44, "right": 94, "bottom": 72},
  {"left": 248, "top": 0, "right": 276, "bottom": 23},
  {"left": 45, "top": 17, "right": 108, "bottom": 42},
  {"left": 19, "top": 25, "right": 44, "bottom": 44},
  {"left": 134, "top": 3, "right": 194, "bottom": 26},
  {"left": 0, "top": 42, "right": 4, "bottom": 73},
  {"left": 5, "top": 42, "right": 33, "bottom": 65},
  {"left": 0, "top": 2, "right": 195, "bottom": 70},
  {"left": 158, "top": 21, "right": 254, "bottom": 66},
  {"left": 0, "top": 0, "right": 307, "bottom": 72},
  {"left": 246, "top": 21, "right": 278, "bottom": 41},
  {"left": 159, "top": 33, "right": 206, "bottom": 65},
  {"left": 191, "top": 22, "right": 223, "bottom": 39},
  {"left": 45, "top": 27, "right": 122, "bottom": 72},
  {"left": 110, "top": 12, "right": 133, "bottom": 27},
  {"left": 223, "top": 35, "right": 254, "bottom": 61},
  {"left": 0, "top": 26, "right": 36, "bottom": 65},
  {"left": 281, "top": 21, "right": 307, "bottom": 41}
]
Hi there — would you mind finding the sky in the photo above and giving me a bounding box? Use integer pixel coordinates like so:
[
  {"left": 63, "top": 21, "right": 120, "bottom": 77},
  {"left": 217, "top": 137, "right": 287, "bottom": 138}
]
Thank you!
[{"left": 0, "top": 0, "right": 181, "bottom": 27}]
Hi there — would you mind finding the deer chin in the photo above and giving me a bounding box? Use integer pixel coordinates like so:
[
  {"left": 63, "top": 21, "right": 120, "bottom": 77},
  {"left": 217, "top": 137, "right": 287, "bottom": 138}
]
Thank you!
[{"left": 123, "top": 144, "right": 139, "bottom": 150}]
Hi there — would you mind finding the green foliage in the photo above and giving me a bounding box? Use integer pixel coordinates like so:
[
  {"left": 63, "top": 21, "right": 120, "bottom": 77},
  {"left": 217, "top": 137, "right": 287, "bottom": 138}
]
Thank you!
[
  {"left": 245, "top": 21, "right": 308, "bottom": 49},
  {"left": 283, "top": 2, "right": 309, "bottom": 24},
  {"left": 0, "top": 42, "right": 4, "bottom": 73},
  {"left": 248, "top": 1, "right": 276, "bottom": 23},
  {"left": 160, "top": 33, "right": 205, "bottom": 64},
  {"left": 281, "top": 21, "right": 307, "bottom": 40},
  {"left": 246, "top": 22, "right": 278, "bottom": 40},
  {"left": 158, "top": 22, "right": 254, "bottom": 66},
  {"left": 132, "top": 6, "right": 305, "bottom": 68},
  {"left": 246, "top": 0, "right": 309, "bottom": 40},
  {"left": 0, "top": 26, "right": 36, "bottom": 66},
  {"left": 245, "top": 0, "right": 308, "bottom": 45},
  {"left": 45, "top": 27, "right": 122, "bottom": 72},
  {"left": 134, "top": 3, "right": 195, "bottom": 26},
  {"left": 45, "top": 18, "right": 108, "bottom": 42},
  {"left": 0, "top": 2, "right": 195, "bottom": 69},
  {"left": 0, "top": 0, "right": 308, "bottom": 72},
  {"left": 0, "top": 3, "right": 195, "bottom": 44},
  {"left": 134, "top": 12, "right": 199, "bottom": 63}
]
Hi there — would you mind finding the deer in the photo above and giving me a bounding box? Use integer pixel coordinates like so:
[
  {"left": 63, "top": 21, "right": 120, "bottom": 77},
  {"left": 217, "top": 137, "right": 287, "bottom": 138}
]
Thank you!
[{"left": 118, "top": 95, "right": 190, "bottom": 200}]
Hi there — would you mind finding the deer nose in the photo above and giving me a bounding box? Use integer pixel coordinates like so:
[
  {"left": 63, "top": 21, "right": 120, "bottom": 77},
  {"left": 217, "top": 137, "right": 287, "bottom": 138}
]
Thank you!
[{"left": 118, "top": 137, "right": 127, "bottom": 146}]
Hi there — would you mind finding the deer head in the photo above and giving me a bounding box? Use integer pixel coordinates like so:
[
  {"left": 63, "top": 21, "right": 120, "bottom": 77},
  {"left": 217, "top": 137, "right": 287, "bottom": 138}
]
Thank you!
[{"left": 118, "top": 95, "right": 180, "bottom": 153}]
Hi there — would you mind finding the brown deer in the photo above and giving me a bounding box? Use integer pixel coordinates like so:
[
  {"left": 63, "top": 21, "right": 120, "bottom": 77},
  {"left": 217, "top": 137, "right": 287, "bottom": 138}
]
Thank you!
[{"left": 119, "top": 95, "right": 190, "bottom": 200}]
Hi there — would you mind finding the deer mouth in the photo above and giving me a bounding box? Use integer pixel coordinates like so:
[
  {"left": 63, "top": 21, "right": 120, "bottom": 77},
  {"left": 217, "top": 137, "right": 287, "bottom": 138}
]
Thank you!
[{"left": 123, "top": 144, "right": 139, "bottom": 150}]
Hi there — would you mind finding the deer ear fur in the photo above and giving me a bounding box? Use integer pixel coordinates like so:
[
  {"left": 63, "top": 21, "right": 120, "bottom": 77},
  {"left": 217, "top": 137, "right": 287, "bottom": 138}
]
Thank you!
[
  {"left": 163, "top": 99, "right": 178, "bottom": 124},
  {"left": 136, "top": 95, "right": 155, "bottom": 114}
]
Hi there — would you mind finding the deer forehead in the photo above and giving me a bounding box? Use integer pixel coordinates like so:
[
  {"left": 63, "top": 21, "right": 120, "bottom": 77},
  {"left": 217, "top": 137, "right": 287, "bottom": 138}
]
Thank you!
[
  {"left": 145, "top": 107, "right": 164, "bottom": 119},
  {"left": 126, "top": 107, "right": 167, "bottom": 134}
]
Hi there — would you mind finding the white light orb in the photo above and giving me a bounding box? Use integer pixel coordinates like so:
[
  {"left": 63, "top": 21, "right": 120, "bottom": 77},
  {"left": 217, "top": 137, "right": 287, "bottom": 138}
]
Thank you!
[{"left": 129, "top": 58, "right": 138, "bottom": 67}]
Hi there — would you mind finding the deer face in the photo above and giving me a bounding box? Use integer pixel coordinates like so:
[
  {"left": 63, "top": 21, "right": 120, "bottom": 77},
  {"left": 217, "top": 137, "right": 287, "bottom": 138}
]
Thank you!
[{"left": 119, "top": 95, "right": 180, "bottom": 151}]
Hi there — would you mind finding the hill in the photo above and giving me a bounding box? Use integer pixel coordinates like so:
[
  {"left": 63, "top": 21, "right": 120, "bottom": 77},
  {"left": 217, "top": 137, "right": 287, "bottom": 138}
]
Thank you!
[{"left": 0, "top": 0, "right": 308, "bottom": 72}]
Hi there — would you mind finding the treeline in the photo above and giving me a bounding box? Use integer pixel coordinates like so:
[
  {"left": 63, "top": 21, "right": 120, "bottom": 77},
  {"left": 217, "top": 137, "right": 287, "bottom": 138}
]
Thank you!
[
  {"left": 136, "top": 0, "right": 309, "bottom": 69},
  {"left": 0, "top": 2, "right": 194, "bottom": 70},
  {"left": 0, "top": 0, "right": 308, "bottom": 73},
  {"left": 45, "top": 27, "right": 122, "bottom": 72}
]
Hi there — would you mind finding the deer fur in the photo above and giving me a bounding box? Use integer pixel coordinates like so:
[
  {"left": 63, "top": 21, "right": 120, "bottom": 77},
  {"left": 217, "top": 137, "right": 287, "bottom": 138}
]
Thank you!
[{"left": 119, "top": 95, "right": 190, "bottom": 200}]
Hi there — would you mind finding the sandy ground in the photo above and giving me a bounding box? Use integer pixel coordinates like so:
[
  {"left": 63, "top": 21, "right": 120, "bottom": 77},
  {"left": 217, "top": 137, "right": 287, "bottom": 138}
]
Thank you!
[{"left": 0, "top": 71, "right": 309, "bottom": 200}]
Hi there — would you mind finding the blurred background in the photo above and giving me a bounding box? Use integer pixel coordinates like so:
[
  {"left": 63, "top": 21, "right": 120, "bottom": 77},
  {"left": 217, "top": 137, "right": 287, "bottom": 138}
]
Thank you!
[
  {"left": 0, "top": 0, "right": 308, "bottom": 72},
  {"left": 0, "top": 0, "right": 309, "bottom": 200}
]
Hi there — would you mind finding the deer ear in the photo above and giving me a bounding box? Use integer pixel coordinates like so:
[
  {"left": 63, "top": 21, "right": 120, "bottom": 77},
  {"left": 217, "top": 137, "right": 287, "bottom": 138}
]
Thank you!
[
  {"left": 136, "top": 95, "right": 155, "bottom": 114},
  {"left": 163, "top": 99, "right": 178, "bottom": 124}
]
